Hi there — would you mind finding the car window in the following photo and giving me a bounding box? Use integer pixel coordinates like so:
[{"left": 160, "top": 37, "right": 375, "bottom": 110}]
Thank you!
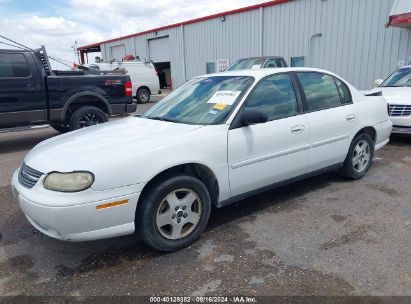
[
  {"left": 142, "top": 76, "right": 254, "bottom": 125},
  {"left": 334, "top": 78, "right": 352, "bottom": 104},
  {"left": 381, "top": 67, "right": 411, "bottom": 87},
  {"left": 0, "top": 53, "right": 30, "bottom": 78},
  {"left": 264, "top": 59, "right": 285, "bottom": 68},
  {"left": 244, "top": 73, "right": 298, "bottom": 121},
  {"left": 226, "top": 59, "right": 266, "bottom": 71},
  {"left": 297, "top": 72, "right": 342, "bottom": 111}
]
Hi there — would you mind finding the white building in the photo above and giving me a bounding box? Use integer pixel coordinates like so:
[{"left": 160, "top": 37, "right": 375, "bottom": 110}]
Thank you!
[{"left": 78, "top": 0, "right": 411, "bottom": 90}]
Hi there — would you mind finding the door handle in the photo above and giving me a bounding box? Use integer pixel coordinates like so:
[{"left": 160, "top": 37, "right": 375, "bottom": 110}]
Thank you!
[
  {"left": 26, "top": 83, "right": 41, "bottom": 92},
  {"left": 346, "top": 114, "right": 356, "bottom": 122},
  {"left": 291, "top": 125, "right": 305, "bottom": 134}
]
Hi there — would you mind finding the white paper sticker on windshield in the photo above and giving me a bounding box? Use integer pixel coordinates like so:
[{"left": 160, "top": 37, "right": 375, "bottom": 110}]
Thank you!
[
  {"left": 251, "top": 64, "right": 262, "bottom": 69},
  {"left": 207, "top": 91, "right": 242, "bottom": 105}
]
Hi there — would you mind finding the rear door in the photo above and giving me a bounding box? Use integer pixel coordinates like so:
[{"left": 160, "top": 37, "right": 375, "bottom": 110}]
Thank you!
[
  {"left": 228, "top": 73, "right": 309, "bottom": 196},
  {"left": 294, "top": 71, "right": 359, "bottom": 172},
  {"left": 0, "top": 52, "right": 47, "bottom": 127}
]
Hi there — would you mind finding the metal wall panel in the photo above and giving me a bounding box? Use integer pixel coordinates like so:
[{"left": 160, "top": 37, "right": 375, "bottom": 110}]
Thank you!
[
  {"left": 263, "top": 0, "right": 411, "bottom": 89},
  {"left": 99, "top": 0, "right": 411, "bottom": 89}
]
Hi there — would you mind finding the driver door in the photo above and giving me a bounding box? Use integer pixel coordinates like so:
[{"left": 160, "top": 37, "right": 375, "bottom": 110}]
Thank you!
[{"left": 227, "top": 73, "right": 309, "bottom": 197}]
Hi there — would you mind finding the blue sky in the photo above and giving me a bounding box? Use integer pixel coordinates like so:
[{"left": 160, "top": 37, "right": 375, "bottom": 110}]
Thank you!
[{"left": 0, "top": 0, "right": 266, "bottom": 69}]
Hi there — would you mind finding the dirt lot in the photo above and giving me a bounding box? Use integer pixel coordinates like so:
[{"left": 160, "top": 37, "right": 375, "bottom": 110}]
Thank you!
[{"left": 0, "top": 95, "right": 410, "bottom": 298}]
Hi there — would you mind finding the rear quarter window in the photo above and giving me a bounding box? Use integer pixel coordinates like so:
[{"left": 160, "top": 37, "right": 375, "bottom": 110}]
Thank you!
[
  {"left": 334, "top": 78, "right": 352, "bottom": 104},
  {"left": 0, "top": 53, "right": 30, "bottom": 78}
]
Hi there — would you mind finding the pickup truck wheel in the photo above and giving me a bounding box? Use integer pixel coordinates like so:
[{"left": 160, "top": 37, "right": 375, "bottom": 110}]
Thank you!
[
  {"left": 136, "top": 88, "right": 150, "bottom": 104},
  {"left": 339, "top": 133, "right": 374, "bottom": 180},
  {"left": 69, "top": 106, "right": 108, "bottom": 131},
  {"left": 137, "top": 175, "right": 211, "bottom": 252},
  {"left": 50, "top": 123, "right": 70, "bottom": 133}
]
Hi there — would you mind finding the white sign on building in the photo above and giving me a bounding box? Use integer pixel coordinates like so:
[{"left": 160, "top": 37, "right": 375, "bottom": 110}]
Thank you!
[{"left": 217, "top": 59, "right": 229, "bottom": 72}]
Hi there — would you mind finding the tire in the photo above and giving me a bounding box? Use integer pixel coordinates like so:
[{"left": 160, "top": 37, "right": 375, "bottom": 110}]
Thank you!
[
  {"left": 137, "top": 175, "right": 211, "bottom": 252},
  {"left": 136, "top": 88, "right": 150, "bottom": 104},
  {"left": 50, "top": 123, "right": 70, "bottom": 133},
  {"left": 69, "top": 106, "right": 108, "bottom": 131},
  {"left": 339, "top": 133, "right": 374, "bottom": 180}
]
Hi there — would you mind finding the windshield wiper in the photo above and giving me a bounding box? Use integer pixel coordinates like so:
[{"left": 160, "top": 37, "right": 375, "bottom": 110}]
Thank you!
[{"left": 147, "top": 116, "right": 178, "bottom": 123}]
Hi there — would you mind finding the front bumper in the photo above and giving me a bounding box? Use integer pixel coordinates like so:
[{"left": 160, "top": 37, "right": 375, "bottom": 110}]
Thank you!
[
  {"left": 390, "top": 116, "right": 411, "bottom": 135},
  {"left": 392, "top": 125, "right": 411, "bottom": 135},
  {"left": 12, "top": 170, "right": 143, "bottom": 241}
]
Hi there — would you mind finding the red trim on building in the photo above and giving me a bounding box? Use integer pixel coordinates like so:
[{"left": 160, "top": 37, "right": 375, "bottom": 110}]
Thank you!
[
  {"left": 391, "top": 13, "right": 411, "bottom": 26},
  {"left": 78, "top": 0, "right": 291, "bottom": 51}
]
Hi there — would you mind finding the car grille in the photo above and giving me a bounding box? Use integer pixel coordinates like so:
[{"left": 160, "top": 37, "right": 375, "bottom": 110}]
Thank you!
[
  {"left": 389, "top": 104, "right": 411, "bottom": 117},
  {"left": 18, "top": 163, "right": 43, "bottom": 189}
]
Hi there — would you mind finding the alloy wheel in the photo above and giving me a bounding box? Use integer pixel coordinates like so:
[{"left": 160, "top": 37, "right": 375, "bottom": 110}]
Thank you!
[
  {"left": 79, "top": 112, "right": 101, "bottom": 128},
  {"left": 156, "top": 188, "right": 202, "bottom": 240},
  {"left": 352, "top": 140, "right": 371, "bottom": 172}
]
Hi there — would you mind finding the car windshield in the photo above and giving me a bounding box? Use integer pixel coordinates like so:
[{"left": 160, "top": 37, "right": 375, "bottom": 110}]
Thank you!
[
  {"left": 142, "top": 76, "right": 254, "bottom": 125},
  {"left": 226, "top": 59, "right": 266, "bottom": 71},
  {"left": 381, "top": 67, "right": 411, "bottom": 87}
]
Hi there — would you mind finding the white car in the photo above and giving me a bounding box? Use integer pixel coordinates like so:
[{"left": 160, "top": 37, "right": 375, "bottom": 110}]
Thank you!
[
  {"left": 85, "top": 61, "right": 160, "bottom": 103},
  {"left": 370, "top": 66, "right": 411, "bottom": 135},
  {"left": 12, "top": 68, "right": 392, "bottom": 252}
]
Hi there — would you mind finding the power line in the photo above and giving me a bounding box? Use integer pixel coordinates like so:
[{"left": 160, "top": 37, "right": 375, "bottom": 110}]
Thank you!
[
  {"left": 0, "top": 35, "right": 33, "bottom": 51},
  {"left": 1, "top": 35, "right": 77, "bottom": 70},
  {"left": 48, "top": 56, "right": 74, "bottom": 69},
  {"left": 0, "top": 41, "right": 24, "bottom": 49}
]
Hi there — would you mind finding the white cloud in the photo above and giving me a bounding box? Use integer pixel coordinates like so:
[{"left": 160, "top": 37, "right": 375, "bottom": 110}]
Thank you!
[{"left": 0, "top": 0, "right": 266, "bottom": 69}]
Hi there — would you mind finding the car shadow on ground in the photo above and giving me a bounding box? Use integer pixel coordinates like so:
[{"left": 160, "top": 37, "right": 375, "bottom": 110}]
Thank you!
[
  {"left": 11, "top": 171, "right": 348, "bottom": 274},
  {"left": 389, "top": 135, "right": 411, "bottom": 145}
]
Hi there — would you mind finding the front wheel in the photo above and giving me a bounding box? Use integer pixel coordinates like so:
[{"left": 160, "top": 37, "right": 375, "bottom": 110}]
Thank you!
[
  {"left": 137, "top": 175, "right": 211, "bottom": 252},
  {"left": 69, "top": 106, "right": 108, "bottom": 131},
  {"left": 339, "top": 133, "right": 374, "bottom": 180}
]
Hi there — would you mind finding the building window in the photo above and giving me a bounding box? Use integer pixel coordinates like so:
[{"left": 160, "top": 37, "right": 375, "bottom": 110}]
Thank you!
[
  {"left": 206, "top": 62, "right": 216, "bottom": 74},
  {"left": 291, "top": 56, "right": 305, "bottom": 67}
]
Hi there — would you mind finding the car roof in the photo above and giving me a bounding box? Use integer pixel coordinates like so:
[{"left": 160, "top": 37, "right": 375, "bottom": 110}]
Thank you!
[
  {"left": 0, "top": 49, "right": 31, "bottom": 53},
  {"left": 234, "top": 56, "right": 284, "bottom": 61},
  {"left": 200, "top": 67, "right": 339, "bottom": 81}
]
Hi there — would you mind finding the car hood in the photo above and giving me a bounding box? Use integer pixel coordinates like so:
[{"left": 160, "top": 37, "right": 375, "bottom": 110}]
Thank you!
[
  {"left": 25, "top": 117, "right": 204, "bottom": 176},
  {"left": 364, "top": 87, "right": 411, "bottom": 105}
]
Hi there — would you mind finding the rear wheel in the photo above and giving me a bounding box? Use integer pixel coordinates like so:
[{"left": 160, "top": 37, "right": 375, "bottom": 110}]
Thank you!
[
  {"left": 339, "top": 133, "right": 374, "bottom": 180},
  {"left": 136, "top": 88, "right": 150, "bottom": 104},
  {"left": 69, "top": 106, "right": 108, "bottom": 131},
  {"left": 137, "top": 175, "right": 211, "bottom": 252}
]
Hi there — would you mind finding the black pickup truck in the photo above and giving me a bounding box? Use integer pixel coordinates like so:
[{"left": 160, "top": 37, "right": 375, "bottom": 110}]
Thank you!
[{"left": 0, "top": 47, "right": 135, "bottom": 133}]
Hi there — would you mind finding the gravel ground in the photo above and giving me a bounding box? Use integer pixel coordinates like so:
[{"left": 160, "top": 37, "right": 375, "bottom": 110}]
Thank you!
[{"left": 0, "top": 94, "right": 410, "bottom": 298}]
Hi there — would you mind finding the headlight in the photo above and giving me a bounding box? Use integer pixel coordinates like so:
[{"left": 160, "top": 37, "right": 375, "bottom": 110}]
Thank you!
[{"left": 43, "top": 171, "right": 94, "bottom": 192}]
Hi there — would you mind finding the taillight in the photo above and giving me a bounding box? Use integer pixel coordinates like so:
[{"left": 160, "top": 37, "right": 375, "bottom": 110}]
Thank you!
[{"left": 125, "top": 81, "right": 132, "bottom": 97}]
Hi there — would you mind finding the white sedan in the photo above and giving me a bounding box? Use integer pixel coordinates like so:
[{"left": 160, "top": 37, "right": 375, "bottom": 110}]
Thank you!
[
  {"left": 371, "top": 66, "right": 411, "bottom": 135},
  {"left": 12, "top": 68, "right": 392, "bottom": 251}
]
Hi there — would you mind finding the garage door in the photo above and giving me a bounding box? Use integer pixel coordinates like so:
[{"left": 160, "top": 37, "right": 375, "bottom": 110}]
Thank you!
[
  {"left": 110, "top": 45, "right": 126, "bottom": 61},
  {"left": 148, "top": 37, "right": 170, "bottom": 62}
]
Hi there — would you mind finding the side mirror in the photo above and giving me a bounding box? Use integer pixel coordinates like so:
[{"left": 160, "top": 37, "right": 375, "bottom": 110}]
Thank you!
[
  {"left": 374, "top": 79, "right": 383, "bottom": 87},
  {"left": 241, "top": 109, "right": 268, "bottom": 126}
]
